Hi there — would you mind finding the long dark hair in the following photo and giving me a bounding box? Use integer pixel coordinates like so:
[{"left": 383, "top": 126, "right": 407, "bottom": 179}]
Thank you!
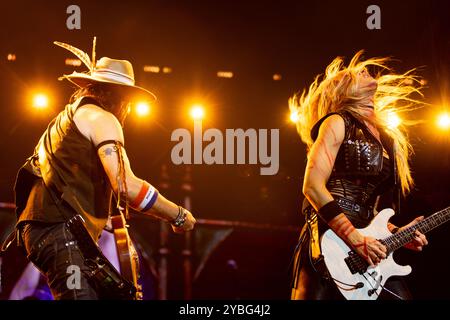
[{"left": 70, "top": 83, "right": 131, "bottom": 125}]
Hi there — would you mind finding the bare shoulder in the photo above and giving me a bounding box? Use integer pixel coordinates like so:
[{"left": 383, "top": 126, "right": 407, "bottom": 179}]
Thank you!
[
  {"left": 317, "top": 114, "right": 345, "bottom": 145},
  {"left": 74, "top": 104, "right": 118, "bottom": 125},
  {"left": 73, "top": 103, "right": 123, "bottom": 146}
]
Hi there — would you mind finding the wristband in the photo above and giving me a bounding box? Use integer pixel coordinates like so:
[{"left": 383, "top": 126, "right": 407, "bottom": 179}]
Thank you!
[
  {"left": 318, "top": 200, "right": 343, "bottom": 223},
  {"left": 130, "top": 181, "right": 159, "bottom": 212}
]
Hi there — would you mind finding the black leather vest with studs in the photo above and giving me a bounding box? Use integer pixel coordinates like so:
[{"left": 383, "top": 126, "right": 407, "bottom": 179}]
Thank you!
[{"left": 311, "top": 111, "right": 387, "bottom": 179}]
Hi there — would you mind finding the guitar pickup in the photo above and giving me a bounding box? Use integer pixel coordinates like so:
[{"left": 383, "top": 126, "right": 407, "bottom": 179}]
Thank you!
[{"left": 345, "top": 251, "right": 368, "bottom": 274}]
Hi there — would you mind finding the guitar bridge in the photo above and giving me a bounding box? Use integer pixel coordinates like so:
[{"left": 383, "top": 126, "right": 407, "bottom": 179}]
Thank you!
[{"left": 345, "top": 251, "right": 368, "bottom": 274}]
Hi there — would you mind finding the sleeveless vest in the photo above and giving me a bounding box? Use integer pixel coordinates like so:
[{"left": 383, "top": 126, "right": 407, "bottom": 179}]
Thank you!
[{"left": 15, "top": 98, "right": 112, "bottom": 240}]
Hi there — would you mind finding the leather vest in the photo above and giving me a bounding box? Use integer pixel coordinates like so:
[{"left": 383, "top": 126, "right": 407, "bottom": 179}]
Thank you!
[
  {"left": 311, "top": 111, "right": 392, "bottom": 179},
  {"left": 16, "top": 98, "right": 112, "bottom": 240}
]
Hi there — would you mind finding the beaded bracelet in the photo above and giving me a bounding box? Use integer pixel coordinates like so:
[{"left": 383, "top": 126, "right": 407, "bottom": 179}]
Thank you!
[{"left": 172, "top": 206, "right": 187, "bottom": 227}]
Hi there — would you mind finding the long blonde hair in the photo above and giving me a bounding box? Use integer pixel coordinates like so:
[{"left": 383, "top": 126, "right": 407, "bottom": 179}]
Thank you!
[{"left": 289, "top": 51, "right": 423, "bottom": 195}]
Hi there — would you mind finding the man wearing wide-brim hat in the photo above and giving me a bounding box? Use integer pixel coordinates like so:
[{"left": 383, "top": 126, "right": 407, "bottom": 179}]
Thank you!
[{"left": 11, "top": 40, "right": 196, "bottom": 300}]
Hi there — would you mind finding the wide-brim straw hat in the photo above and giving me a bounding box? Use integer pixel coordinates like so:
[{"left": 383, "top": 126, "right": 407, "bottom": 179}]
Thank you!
[{"left": 55, "top": 40, "right": 156, "bottom": 101}]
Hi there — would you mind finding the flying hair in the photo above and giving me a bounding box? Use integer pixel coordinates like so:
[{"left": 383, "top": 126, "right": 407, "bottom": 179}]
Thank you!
[{"left": 289, "top": 50, "right": 424, "bottom": 195}]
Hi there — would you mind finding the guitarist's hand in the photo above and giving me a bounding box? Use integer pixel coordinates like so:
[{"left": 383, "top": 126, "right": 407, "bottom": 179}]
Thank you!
[
  {"left": 329, "top": 214, "right": 386, "bottom": 266},
  {"left": 171, "top": 209, "right": 196, "bottom": 234},
  {"left": 400, "top": 216, "right": 428, "bottom": 251},
  {"left": 349, "top": 234, "right": 387, "bottom": 266}
]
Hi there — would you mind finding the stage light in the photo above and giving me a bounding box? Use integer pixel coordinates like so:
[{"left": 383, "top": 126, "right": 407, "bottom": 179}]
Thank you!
[
  {"left": 437, "top": 112, "right": 450, "bottom": 130},
  {"left": 289, "top": 111, "right": 300, "bottom": 123},
  {"left": 143, "top": 65, "right": 160, "bottom": 73},
  {"left": 33, "top": 93, "right": 49, "bottom": 109},
  {"left": 217, "top": 71, "right": 233, "bottom": 78},
  {"left": 190, "top": 104, "right": 205, "bottom": 120},
  {"left": 162, "top": 67, "right": 172, "bottom": 74},
  {"left": 65, "top": 58, "right": 82, "bottom": 66},
  {"left": 136, "top": 102, "right": 151, "bottom": 117},
  {"left": 7, "top": 53, "right": 16, "bottom": 61},
  {"left": 387, "top": 112, "right": 401, "bottom": 129},
  {"left": 404, "top": 79, "right": 414, "bottom": 85},
  {"left": 273, "top": 74, "right": 282, "bottom": 81}
]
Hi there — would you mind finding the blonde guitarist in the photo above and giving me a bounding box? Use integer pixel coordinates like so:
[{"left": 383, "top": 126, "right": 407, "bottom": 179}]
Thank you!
[{"left": 289, "top": 51, "right": 427, "bottom": 300}]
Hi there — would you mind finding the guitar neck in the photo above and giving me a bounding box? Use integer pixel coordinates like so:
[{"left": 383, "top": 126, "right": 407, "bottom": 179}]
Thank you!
[{"left": 383, "top": 206, "right": 450, "bottom": 252}]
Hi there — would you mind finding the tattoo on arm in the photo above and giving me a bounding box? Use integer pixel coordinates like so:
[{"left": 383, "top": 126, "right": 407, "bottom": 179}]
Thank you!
[{"left": 100, "top": 146, "right": 118, "bottom": 158}]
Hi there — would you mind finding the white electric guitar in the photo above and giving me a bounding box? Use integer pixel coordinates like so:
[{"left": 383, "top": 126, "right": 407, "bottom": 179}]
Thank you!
[{"left": 321, "top": 206, "right": 450, "bottom": 300}]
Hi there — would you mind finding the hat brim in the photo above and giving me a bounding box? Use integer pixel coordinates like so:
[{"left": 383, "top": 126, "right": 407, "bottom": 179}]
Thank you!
[{"left": 60, "top": 72, "right": 157, "bottom": 101}]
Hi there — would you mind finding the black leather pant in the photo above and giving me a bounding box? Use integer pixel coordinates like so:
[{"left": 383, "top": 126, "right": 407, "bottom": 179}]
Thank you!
[{"left": 20, "top": 221, "right": 100, "bottom": 300}]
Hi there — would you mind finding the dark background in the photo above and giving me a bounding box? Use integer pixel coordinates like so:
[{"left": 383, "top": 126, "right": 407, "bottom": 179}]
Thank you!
[{"left": 0, "top": 0, "right": 449, "bottom": 299}]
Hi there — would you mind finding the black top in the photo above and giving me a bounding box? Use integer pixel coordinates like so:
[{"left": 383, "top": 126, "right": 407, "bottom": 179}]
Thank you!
[{"left": 308, "top": 111, "right": 395, "bottom": 228}]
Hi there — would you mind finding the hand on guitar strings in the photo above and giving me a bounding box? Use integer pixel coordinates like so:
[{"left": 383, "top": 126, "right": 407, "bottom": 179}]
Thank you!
[
  {"left": 352, "top": 236, "right": 387, "bottom": 266},
  {"left": 329, "top": 213, "right": 387, "bottom": 266},
  {"left": 399, "top": 216, "right": 429, "bottom": 251}
]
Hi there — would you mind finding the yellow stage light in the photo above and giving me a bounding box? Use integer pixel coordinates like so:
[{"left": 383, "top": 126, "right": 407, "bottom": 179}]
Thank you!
[
  {"left": 437, "top": 112, "right": 450, "bottom": 130},
  {"left": 217, "top": 71, "right": 233, "bottom": 79},
  {"left": 387, "top": 112, "right": 401, "bottom": 129},
  {"left": 290, "top": 111, "right": 300, "bottom": 123},
  {"left": 190, "top": 104, "right": 205, "bottom": 120},
  {"left": 136, "top": 102, "right": 151, "bottom": 117},
  {"left": 65, "top": 58, "right": 82, "bottom": 66},
  {"left": 143, "top": 65, "right": 160, "bottom": 73},
  {"left": 33, "top": 93, "right": 49, "bottom": 109},
  {"left": 162, "top": 67, "right": 172, "bottom": 74}
]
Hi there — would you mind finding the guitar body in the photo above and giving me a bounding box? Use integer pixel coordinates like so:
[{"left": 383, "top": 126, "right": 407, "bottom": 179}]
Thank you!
[
  {"left": 111, "top": 214, "right": 143, "bottom": 300},
  {"left": 321, "top": 208, "right": 412, "bottom": 300}
]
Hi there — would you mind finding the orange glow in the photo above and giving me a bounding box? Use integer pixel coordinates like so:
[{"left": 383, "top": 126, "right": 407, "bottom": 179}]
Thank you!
[
  {"left": 143, "top": 65, "right": 160, "bottom": 73},
  {"left": 136, "top": 102, "right": 151, "bottom": 117},
  {"left": 65, "top": 58, "right": 82, "bottom": 66},
  {"left": 387, "top": 112, "right": 401, "bottom": 129},
  {"left": 33, "top": 94, "right": 49, "bottom": 109},
  {"left": 217, "top": 71, "right": 233, "bottom": 78},
  {"left": 7, "top": 53, "right": 16, "bottom": 61},
  {"left": 273, "top": 74, "right": 282, "bottom": 81},
  {"left": 190, "top": 104, "right": 205, "bottom": 120},
  {"left": 437, "top": 112, "right": 450, "bottom": 130},
  {"left": 289, "top": 111, "right": 300, "bottom": 123}
]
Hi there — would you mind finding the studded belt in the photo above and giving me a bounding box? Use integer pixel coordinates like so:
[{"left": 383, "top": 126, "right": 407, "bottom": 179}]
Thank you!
[{"left": 334, "top": 196, "right": 373, "bottom": 222}]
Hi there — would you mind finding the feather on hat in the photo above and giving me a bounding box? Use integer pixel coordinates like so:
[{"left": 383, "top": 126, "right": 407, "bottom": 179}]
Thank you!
[{"left": 54, "top": 37, "right": 156, "bottom": 100}]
